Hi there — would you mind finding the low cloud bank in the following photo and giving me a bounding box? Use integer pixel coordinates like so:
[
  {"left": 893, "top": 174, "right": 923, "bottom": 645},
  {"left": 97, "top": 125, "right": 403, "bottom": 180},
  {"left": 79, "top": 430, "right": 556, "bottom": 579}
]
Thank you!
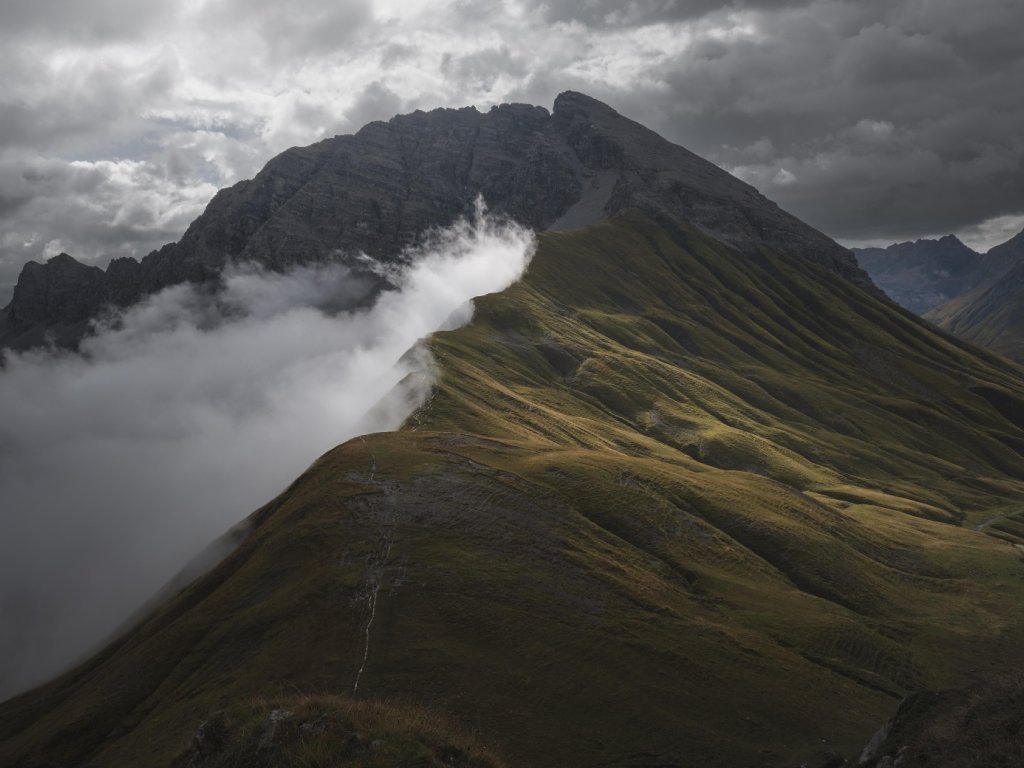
[{"left": 0, "top": 205, "right": 535, "bottom": 701}]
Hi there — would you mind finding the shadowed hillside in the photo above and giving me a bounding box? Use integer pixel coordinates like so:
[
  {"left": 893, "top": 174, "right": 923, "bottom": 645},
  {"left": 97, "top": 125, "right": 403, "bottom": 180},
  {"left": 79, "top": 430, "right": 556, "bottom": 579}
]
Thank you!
[{"left": 4, "top": 211, "right": 1024, "bottom": 768}]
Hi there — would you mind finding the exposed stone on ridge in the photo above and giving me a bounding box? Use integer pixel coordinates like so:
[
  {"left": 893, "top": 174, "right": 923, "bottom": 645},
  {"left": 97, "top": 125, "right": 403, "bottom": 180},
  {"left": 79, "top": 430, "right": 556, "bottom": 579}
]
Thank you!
[{"left": 0, "top": 91, "right": 871, "bottom": 352}]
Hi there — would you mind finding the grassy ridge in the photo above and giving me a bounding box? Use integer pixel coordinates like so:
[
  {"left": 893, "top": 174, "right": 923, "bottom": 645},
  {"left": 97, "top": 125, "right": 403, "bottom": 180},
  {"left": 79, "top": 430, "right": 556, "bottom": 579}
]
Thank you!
[{"left": 3, "top": 212, "right": 1024, "bottom": 767}]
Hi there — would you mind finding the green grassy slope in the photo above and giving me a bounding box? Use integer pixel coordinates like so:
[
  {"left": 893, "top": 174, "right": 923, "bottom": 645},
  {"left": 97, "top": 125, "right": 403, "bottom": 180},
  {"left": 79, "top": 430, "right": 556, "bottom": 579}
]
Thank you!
[{"left": 4, "top": 212, "right": 1024, "bottom": 768}]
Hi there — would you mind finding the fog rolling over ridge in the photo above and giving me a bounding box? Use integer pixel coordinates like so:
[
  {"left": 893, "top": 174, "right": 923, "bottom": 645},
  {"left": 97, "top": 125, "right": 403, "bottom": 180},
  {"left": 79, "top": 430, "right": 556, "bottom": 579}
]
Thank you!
[{"left": 0, "top": 205, "right": 535, "bottom": 702}]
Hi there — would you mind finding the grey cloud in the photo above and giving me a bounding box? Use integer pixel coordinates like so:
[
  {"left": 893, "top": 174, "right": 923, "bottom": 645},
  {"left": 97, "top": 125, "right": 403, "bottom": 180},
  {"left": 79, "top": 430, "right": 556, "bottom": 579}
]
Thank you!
[
  {"left": 202, "top": 0, "right": 373, "bottom": 62},
  {"left": 522, "top": 0, "right": 802, "bottom": 27},
  {"left": 621, "top": 1, "right": 1024, "bottom": 241},
  {"left": 0, "top": 208, "right": 536, "bottom": 700},
  {"left": 440, "top": 47, "right": 529, "bottom": 94},
  {"left": 0, "top": 0, "right": 174, "bottom": 43},
  {"left": 343, "top": 81, "right": 406, "bottom": 133},
  {"left": 834, "top": 22, "right": 961, "bottom": 84},
  {"left": 0, "top": 193, "right": 31, "bottom": 218},
  {"left": 0, "top": 47, "right": 179, "bottom": 155}
]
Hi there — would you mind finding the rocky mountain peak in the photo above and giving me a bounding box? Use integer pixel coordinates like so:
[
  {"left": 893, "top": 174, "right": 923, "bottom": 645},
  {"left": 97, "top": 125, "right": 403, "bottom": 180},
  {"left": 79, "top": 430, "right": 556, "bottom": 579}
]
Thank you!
[{"left": 0, "top": 92, "right": 872, "bottom": 352}]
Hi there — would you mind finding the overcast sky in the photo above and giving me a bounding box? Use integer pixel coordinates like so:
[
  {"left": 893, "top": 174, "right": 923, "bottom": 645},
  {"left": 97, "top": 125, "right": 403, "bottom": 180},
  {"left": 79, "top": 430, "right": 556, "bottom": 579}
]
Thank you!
[{"left": 1, "top": 0, "right": 1023, "bottom": 300}]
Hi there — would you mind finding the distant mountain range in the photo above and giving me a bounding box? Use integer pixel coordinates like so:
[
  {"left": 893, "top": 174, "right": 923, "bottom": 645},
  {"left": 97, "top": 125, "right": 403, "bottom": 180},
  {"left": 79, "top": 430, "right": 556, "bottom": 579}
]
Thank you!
[
  {"left": 854, "top": 228, "right": 1024, "bottom": 360},
  {"left": 5, "top": 93, "right": 1024, "bottom": 768},
  {"left": 853, "top": 235, "right": 989, "bottom": 313}
]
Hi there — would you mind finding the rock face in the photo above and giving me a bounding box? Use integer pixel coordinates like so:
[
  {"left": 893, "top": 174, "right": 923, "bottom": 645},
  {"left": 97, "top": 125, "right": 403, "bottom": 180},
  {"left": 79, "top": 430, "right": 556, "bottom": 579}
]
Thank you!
[
  {"left": 856, "top": 671, "right": 1024, "bottom": 768},
  {"left": 0, "top": 91, "right": 868, "bottom": 352}
]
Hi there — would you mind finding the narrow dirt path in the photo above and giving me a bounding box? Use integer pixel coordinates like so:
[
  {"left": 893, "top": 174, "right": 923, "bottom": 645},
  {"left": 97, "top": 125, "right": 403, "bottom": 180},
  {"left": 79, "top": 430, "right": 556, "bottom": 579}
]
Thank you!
[{"left": 975, "top": 511, "right": 1020, "bottom": 532}]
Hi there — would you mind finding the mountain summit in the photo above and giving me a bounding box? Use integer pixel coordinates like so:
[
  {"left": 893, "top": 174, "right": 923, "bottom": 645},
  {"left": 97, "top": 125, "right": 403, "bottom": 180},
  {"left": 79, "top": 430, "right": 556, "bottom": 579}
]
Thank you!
[
  {"left": 4, "top": 94, "right": 1024, "bottom": 768},
  {"left": 0, "top": 91, "right": 868, "bottom": 352}
]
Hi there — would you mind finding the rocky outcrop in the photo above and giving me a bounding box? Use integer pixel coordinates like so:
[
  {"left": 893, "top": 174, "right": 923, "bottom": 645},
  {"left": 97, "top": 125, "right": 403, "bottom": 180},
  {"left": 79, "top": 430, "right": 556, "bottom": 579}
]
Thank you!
[
  {"left": 855, "top": 671, "right": 1024, "bottom": 768},
  {"left": 175, "top": 698, "right": 501, "bottom": 768},
  {"left": 0, "top": 90, "right": 870, "bottom": 352}
]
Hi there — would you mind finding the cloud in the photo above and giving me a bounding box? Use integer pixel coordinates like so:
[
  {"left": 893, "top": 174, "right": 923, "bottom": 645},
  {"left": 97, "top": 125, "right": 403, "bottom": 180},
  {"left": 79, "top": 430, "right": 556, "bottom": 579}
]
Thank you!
[
  {"left": 521, "top": 0, "right": 801, "bottom": 28},
  {"left": 0, "top": 0, "right": 176, "bottom": 44},
  {"left": 0, "top": 205, "right": 535, "bottom": 701},
  {"left": 0, "top": 152, "right": 220, "bottom": 302},
  {"left": 635, "top": 2, "right": 1024, "bottom": 243},
  {"left": 955, "top": 212, "right": 1024, "bottom": 254}
]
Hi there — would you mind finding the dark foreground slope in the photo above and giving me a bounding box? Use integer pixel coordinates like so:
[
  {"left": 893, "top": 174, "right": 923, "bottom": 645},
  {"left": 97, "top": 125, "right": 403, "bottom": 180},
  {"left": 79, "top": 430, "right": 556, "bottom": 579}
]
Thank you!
[
  {"left": 4, "top": 212, "right": 1024, "bottom": 768},
  {"left": 0, "top": 92, "right": 864, "bottom": 352}
]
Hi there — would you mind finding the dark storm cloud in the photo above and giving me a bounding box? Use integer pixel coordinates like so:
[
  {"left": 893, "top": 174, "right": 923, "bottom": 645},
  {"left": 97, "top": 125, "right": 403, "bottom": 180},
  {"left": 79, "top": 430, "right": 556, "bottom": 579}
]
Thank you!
[
  {"left": 342, "top": 81, "right": 406, "bottom": 134},
  {"left": 612, "top": 0, "right": 1024, "bottom": 244},
  {"left": 475, "top": 0, "right": 1024, "bottom": 245}
]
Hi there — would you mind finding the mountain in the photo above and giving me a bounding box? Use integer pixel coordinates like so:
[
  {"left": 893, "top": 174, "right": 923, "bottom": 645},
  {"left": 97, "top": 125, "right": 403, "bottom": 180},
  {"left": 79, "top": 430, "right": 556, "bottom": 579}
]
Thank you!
[
  {"left": 852, "top": 235, "right": 984, "bottom": 312},
  {"left": 926, "top": 228, "right": 1024, "bottom": 362},
  {"left": 5, "top": 94, "right": 1024, "bottom": 768},
  {"left": 853, "top": 227, "right": 1024, "bottom": 363},
  {"left": 0, "top": 91, "right": 867, "bottom": 353}
]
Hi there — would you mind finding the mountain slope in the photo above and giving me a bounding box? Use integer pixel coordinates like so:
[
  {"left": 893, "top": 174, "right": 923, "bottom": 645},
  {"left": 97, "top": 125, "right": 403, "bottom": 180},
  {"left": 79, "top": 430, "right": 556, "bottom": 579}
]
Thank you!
[
  {"left": 927, "top": 229, "right": 1024, "bottom": 362},
  {"left": 0, "top": 92, "right": 867, "bottom": 353},
  {"left": 3, "top": 211, "right": 1024, "bottom": 768}
]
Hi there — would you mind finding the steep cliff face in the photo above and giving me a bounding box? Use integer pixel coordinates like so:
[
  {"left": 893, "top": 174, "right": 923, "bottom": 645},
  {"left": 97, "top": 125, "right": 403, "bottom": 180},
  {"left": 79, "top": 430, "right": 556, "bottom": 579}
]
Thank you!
[
  {"left": 0, "top": 91, "right": 868, "bottom": 352},
  {"left": 2, "top": 254, "right": 109, "bottom": 349}
]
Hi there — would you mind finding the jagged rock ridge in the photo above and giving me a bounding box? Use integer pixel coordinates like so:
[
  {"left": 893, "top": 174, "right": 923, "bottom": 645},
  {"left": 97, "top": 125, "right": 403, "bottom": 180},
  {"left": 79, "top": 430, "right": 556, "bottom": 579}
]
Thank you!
[{"left": 0, "top": 91, "right": 868, "bottom": 351}]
